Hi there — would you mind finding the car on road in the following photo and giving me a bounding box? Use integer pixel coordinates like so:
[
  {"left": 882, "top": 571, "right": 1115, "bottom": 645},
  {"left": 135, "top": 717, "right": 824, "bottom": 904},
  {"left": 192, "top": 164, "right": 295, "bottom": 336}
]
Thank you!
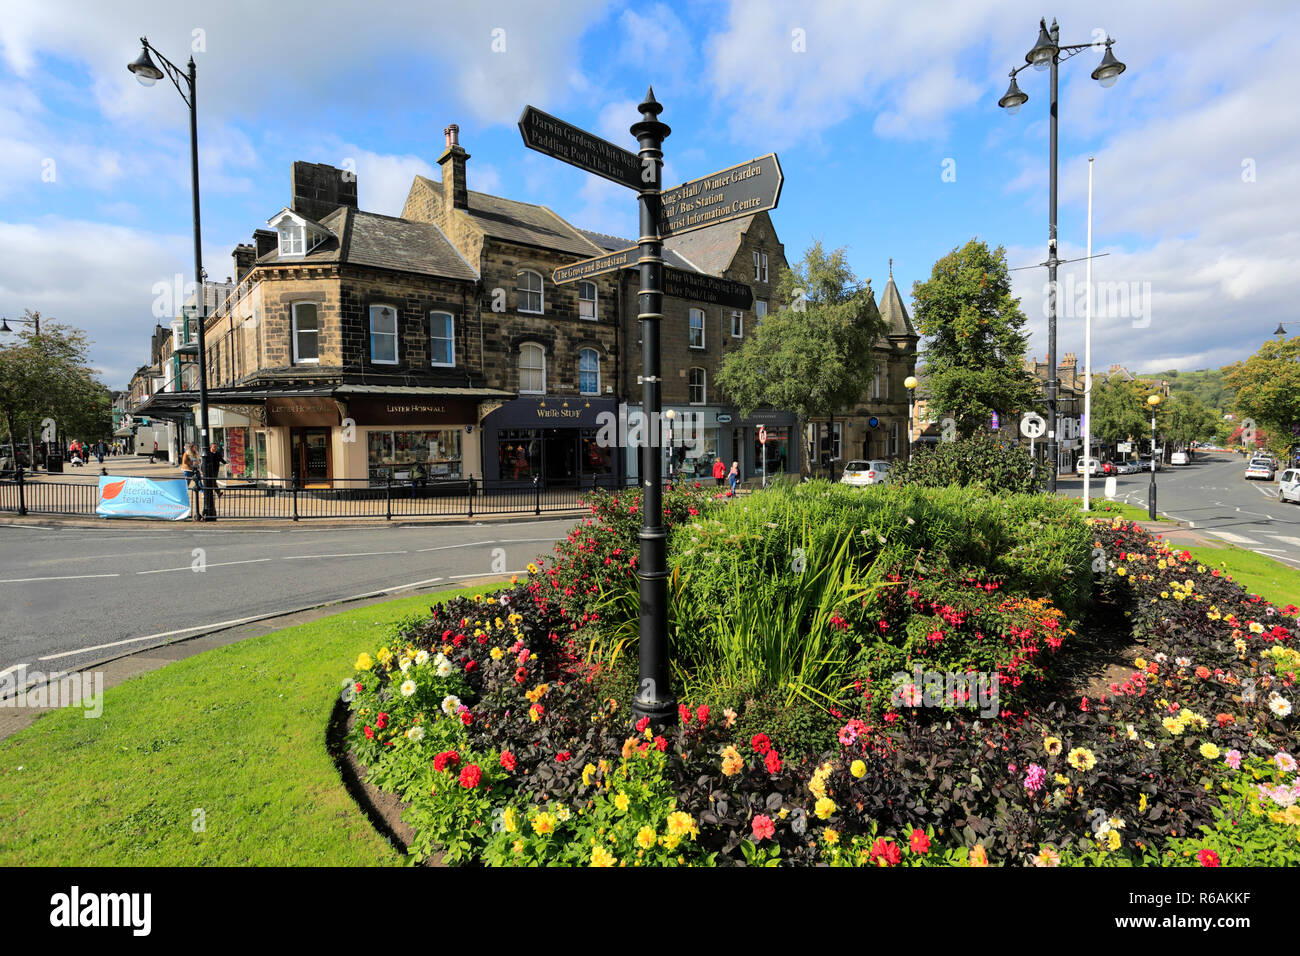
[
  {"left": 1079, "top": 457, "right": 1104, "bottom": 476},
  {"left": 1170, "top": 451, "right": 1189, "bottom": 466},
  {"left": 1280, "top": 469, "right": 1300, "bottom": 504},
  {"left": 1138, "top": 456, "right": 1163, "bottom": 472},
  {"left": 841, "top": 459, "right": 891, "bottom": 487},
  {"left": 1116, "top": 459, "right": 1141, "bottom": 475},
  {"left": 1245, "top": 458, "right": 1275, "bottom": 481}
]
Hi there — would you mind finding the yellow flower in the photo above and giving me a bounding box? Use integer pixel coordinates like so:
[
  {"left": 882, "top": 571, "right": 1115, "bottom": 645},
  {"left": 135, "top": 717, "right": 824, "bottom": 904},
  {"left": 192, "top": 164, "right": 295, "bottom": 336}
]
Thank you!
[
  {"left": 614, "top": 792, "right": 630, "bottom": 813},
  {"left": 532, "top": 812, "right": 556, "bottom": 835},
  {"left": 512, "top": 839, "right": 523, "bottom": 854},
  {"left": 1138, "top": 793, "right": 1148, "bottom": 813},
  {"left": 636, "top": 826, "right": 656, "bottom": 849},
  {"left": 661, "top": 833, "right": 680, "bottom": 851},
  {"left": 1067, "top": 747, "right": 1097, "bottom": 771},
  {"left": 1162, "top": 716, "right": 1185, "bottom": 735},
  {"left": 850, "top": 760, "right": 867, "bottom": 778},
  {"left": 1044, "top": 736, "right": 1063, "bottom": 756},
  {"left": 590, "top": 845, "right": 616, "bottom": 867},
  {"left": 1055, "top": 773, "right": 1070, "bottom": 785},
  {"left": 814, "top": 797, "right": 837, "bottom": 820},
  {"left": 968, "top": 844, "right": 988, "bottom": 867},
  {"left": 721, "top": 745, "right": 744, "bottom": 777},
  {"left": 666, "top": 811, "right": 697, "bottom": 839},
  {"left": 1116, "top": 567, "right": 1127, "bottom": 577},
  {"left": 354, "top": 652, "right": 374, "bottom": 671},
  {"left": 582, "top": 763, "right": 597, "bottom": 787},
  {"left": 823, "top": 828, "right": 839, "bottom": 846},
  {"left": 527, "top": 562, "right": 539, "bottom": 575},
  {"left": 1134, "top": 657, "right": 1148, "bottom": 670},
  {"left": 1249, "top": 622, "right": 1264, "bottom": 634},
  {"left": 490, "top": 647, "right": 504, "bottom": 661},
  {"left": 1107, "top": 829, "right": 1122, "bottom": 851},
  {"left": 502, "top": 807, "right": 517, "bottom": 833},
  {"left": 1199, "top": 742, "right": 1221, "bottom": 760}
]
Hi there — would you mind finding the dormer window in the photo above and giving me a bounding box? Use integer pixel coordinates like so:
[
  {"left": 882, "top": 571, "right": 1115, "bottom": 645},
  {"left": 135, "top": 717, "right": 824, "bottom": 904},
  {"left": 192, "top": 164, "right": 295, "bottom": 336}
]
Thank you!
[
  {"left": 278, "top": 221, "right": 304, "bottom": 256},
  {"left": 267, "top": 208, "right": 333, "bottom": 259}
]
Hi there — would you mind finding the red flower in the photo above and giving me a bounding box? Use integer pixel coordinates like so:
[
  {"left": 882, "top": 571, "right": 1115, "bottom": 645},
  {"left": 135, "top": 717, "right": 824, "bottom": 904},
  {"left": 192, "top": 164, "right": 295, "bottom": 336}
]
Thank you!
[
  {"left": 515, "top": 667, "right": 528, "bottom": 685},
  {"left": 764, "top": 749, "right": 782, "bottom": 774},
  {"left": 909, "top": 829, "right": 931, "bottom": 854},
  {"left": 364, "top": 725, "right": 374, "bottom": 739},
  {"left": 751, "top": 733, "right": 772, "bottom": 755},
  {"left": 678, "top": 704, "right": 693, "bottom": 725},
  {"left": 1197, "top": 848, "right": 1221, "bottom": 867},
  {"left": 354, "top": 682, "right": 363, "bottom": 693},
  {"left": 696, "top": 704, "right": 710, "bottom": 724},
  {"left": 459, "top": 710, "right": 473, "bottom": 726},
  {"left": 869, "top": 838, "right": 902, "bottom": 866},
  {"left": 433, "top": 750, "right": 460, "bottom": 772},
  {"left": 653, "top": 736, "right": 668, "bottom": 752},
  {"left": 500, "top": 751, "right": 517, "bottom": 772},
  {"left": 555, "top": 750, "right": 572, "bottom": 762},
  {"left": 752, "top": 814, "right": 776, "bottom": 841},
  {"left": 376, "top": 711, "right": 389, "bottom": 730},
  {"left": 452, "top": 634, "right": 466, "bottom": 648},
  {"left": 459, "top": 764, "right": 483, "bottom": 789},
  {"left": 465, "top": 660, "right": 478, "bottom": 673},
  {"left": 635, "top": 716, "right": 651, "bottom": 733}
]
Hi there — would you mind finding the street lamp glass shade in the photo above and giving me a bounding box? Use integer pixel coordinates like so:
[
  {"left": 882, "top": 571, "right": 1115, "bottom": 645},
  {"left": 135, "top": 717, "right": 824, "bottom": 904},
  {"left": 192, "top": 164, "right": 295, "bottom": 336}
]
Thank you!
[
  {"left": 127, "top": 46, "right": 164, "bottom": 86},
  {"left": 904, "top": 376, "right": 919, "bottom": 390},
  {"left": 1027, "top": 22, "right": 1055, "bottom": 71},
  {"left": 1147, "top": 394, "right": 1161, "bottom": 406},
  {"left": 998, "top": 75, "right": 1029, "bottom": 113},
  {"left": 1091, "top": 44, "right": 1126, "bottom": 87},
  {"left": 664, "top": 409, "right": 675, "bottom": 420}
]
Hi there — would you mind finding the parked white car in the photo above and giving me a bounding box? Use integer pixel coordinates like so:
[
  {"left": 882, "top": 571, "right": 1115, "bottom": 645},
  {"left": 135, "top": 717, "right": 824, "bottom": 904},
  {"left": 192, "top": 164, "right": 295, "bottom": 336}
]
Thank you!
[
  {"left": 1170, "top": 451, "right": 1189, "bottom": 465},
  {"left": 1116, "top": 460, "right": 1141, "bottom": 475},
  {"left": 1279, "top": 469, "right": 1300, "bottom": 503},
  {"left": 841, "top": 460, "right": 891, "bottom": 487},
  {"left": 1078, "top": 457, "right": 1104, "bottom": 476},
  {"left": 1245, "top": 458, "right": 1275, "bottom": 481}
]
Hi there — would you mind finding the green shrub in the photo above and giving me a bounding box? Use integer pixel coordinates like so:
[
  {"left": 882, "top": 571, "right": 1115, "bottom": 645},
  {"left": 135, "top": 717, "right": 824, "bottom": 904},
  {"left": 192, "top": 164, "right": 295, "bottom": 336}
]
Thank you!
[{"left": 890, "top": 430, "right": 1041, "bottom": 494}]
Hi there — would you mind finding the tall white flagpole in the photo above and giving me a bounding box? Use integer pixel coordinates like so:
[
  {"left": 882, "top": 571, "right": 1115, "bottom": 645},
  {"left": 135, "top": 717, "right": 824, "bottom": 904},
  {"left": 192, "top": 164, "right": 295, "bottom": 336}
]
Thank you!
[{"left": 1083, "top": 156, "right": 1094, "bottom": 510}]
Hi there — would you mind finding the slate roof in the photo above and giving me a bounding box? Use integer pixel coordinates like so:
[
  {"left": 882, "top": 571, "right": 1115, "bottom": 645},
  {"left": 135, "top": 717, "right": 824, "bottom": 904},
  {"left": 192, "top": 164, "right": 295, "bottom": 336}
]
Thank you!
[
  {"left": 254, "top": 207, "right": 478, "bottom": 281},
  {"left": 660, "top": 216, "right": 755, "bottom": 276},
  {"left": 576, "top": 229, "right": 700, "bottom": 272},
  {"left": 878, "top": 276, "right": 917, "bottom": 337},
  {"left": 413, "top": 176, "right": 601, "bottom": 258}
]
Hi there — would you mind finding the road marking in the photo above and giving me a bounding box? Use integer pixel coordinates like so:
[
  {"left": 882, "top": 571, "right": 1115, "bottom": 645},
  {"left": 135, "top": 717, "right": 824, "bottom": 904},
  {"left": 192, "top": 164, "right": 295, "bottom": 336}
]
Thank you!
[
  {"left": 282, "top": 551, "right": 408, "bottom": 559},
  {"left": 0, "top": 663, "right": 25, "bottom": 679},
  {"left": 1267, "top": 535, "right": 1300, "bottom": 548},
  {"left": 0, "top": 572, "right": 120, "bottom": 583},
  {"left": 1208, "top": 531, "right": 1261, "bottom": 546},
  {"left": 416, "top": 540, "right": 497, "bottom": 552},
  {"left": 36, "top": 614, "right": 269, "bottom": 662},
  {"left": 1235, "top": 507, "right": 1273, "bottom": 519},
  {"left": 453, "top": 570, "right": 528, "bottom": 579},
  {"left": 136, "top": 558, "right": 273, "bottom": 575}
]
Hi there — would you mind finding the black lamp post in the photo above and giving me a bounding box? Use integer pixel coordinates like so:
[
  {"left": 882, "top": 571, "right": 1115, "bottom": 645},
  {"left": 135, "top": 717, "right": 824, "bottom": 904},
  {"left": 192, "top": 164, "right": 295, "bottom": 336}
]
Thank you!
[
  {"left": 1147, "top": 393, "right": 1161, "bottom": 520},
  {"left": 128, "top": 37, "right": 216, "bottom": 520},
  {"left": 629, "top": 89, "right": 676, "bottom": 728},
  {"left": 998, "top": 18, "right": 1127, "bottom": 494}
]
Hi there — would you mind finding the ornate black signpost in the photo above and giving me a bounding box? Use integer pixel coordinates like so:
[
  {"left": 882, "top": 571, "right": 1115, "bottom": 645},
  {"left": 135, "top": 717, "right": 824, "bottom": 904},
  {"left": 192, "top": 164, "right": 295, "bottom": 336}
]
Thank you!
[{"left": 521, "top": 89, "right": 779, "bottom": 727}]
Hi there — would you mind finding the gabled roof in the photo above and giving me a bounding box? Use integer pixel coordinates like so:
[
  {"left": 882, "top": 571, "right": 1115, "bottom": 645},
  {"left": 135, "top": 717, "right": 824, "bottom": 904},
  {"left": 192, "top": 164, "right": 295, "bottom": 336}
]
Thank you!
[
  {"left": 878, "top": 276, "right": 917, "bottom": 337},
  {"left": 412, "top": 175, "right": 601, "bottom": 257},
  {"left": 577, "top": 229, "right": 699, "bottom": 273},
  {"left": 660, "top": 216, "right": 755, "bottom": 276},
  {"left": 255, "top": 206, "right": 478, "bottom": 281}
]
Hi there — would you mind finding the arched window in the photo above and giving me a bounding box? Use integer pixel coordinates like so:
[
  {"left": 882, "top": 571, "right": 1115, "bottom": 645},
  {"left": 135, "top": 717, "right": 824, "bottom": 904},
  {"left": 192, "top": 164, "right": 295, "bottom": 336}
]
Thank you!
[
  {"left": 517, "top": 270, "right": 544, "bottom": 314},
  {"left": 689, "top": 367, "right": 706, "bottom": 405},
  {"left": 519, "top": 342, "right": 545, "bottom": 394},
  {"left": 579, "top": 348, "right": 600, "bottom": 396}
]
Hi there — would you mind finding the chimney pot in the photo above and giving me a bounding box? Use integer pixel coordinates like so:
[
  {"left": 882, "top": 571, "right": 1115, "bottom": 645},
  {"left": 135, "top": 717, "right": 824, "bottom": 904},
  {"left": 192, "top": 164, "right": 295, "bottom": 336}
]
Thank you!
[{"left": 445, "top": 124, "right": 460, "bottom": 148}]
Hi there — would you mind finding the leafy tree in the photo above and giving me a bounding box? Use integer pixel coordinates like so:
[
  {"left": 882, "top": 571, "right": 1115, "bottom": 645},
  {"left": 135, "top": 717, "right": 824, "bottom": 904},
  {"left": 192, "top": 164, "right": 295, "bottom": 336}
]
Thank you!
[
  {"left": 716, "top": 242, "right": 887, "bottom": 476},
  {"left": 911, "top": 239, "right": 1039, "bottom": 437},
  {"left": 1162, "top": 393, "right": 1218, "bottom": 452},
  {"left": 1225, "top": 335, "right": 1300, "bottom": 456},
  {"left": 1090, "top": 378, "right": 1149, "bottom": 446},
  {"left": 890, "top": 430, "right": 1040, "bottom": 494}
]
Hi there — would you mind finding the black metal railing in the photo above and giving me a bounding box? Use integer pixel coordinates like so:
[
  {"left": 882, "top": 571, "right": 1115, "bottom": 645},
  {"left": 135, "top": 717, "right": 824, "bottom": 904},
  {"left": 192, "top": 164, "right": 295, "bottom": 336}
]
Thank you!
[{"left": 0, "top": 472, "right": 639, "bottom": 521}]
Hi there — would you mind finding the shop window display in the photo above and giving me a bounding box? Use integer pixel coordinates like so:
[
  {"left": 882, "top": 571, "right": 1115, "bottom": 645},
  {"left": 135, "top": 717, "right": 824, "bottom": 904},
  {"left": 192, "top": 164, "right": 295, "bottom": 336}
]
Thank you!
[{"left": 367, "top": 429, "right": 463, "bottom": 485}]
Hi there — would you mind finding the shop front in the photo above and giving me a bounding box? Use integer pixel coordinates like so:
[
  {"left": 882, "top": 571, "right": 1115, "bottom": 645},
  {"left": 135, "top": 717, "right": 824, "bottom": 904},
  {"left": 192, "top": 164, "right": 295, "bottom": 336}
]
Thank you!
[
  {"left": 266, "top": 396, "right": 343, "bottom": 486},
  {"left": 343, "top": 395, "right": 480, "bottom": 487},
  {"left": 482, "top": 396, "right": 619, "bottom": 485},
  {"left": 207, "top": 406, "right": 271, "bottom": 480},
  {"left": 735, "top": 409, "right": 799, "bottom": 482}
]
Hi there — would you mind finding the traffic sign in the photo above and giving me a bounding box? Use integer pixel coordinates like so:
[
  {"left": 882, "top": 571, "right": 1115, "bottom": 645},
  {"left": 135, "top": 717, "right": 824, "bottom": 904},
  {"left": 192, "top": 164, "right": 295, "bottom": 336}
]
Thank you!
[
  {"left": 664, "top": 269, "right": 753, "bottom": 309},
  {"left": 658, "top": 154, "right": 783, "bottom": 238},
  {"left": 1020, "top": 412, "right": 1046, "bottom": 439},
  {"left": 758, "top": 425, "right": 768, "bottom": 445},
  {"left": 553, "top": 245, "right": 637, "bottom": 285},
  {"left": 518, "top": 106, "right": 643, "bottom": 191}
]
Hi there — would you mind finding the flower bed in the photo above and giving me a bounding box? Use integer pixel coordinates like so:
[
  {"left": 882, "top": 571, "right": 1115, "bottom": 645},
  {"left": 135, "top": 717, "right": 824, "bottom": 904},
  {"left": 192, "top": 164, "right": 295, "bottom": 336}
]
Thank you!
[{"left": 342, "top": 507, "right": 1298, "bottom": 866}]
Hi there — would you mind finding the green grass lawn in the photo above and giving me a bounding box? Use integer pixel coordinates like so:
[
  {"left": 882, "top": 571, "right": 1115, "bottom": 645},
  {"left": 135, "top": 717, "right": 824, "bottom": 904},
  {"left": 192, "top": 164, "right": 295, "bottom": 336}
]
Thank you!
[
  {"left": 1071, "top": 497, "right": 1165, "bottom": 523},
  {"left": 0, "top": 584, "right": 494, "bottom": 866},
  {"left": 1185, "top": 544, "right": 1300, "bottom": 608}
]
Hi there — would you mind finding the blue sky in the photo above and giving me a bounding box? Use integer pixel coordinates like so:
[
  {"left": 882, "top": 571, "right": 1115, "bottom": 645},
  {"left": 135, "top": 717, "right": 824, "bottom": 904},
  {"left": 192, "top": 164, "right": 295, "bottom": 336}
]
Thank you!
[{"left": 1, "top": 0, "right": 1296, "bottom": 389}]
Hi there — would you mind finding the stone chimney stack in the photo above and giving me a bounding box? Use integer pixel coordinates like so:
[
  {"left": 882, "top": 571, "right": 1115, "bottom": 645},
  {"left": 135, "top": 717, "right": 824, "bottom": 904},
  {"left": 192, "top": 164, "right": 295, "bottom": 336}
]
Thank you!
[
  {"left": 439, "top": 124, "right": 470, "bottom": 211},
  {"left": 290, "top": 161, "right": 358, "bottom": 222},
  {"left": 233, "top": 243, "right": 256, "bottom": 282}
]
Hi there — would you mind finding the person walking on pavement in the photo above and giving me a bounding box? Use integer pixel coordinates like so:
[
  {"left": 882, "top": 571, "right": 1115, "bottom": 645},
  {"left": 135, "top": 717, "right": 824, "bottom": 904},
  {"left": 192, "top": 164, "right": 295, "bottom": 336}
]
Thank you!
[
  {"left": 727, "top": 460, "right": 740, "bottom": 495},
  {"left": 150, "top": 440, "right": 158, "bottom": 463},
  {"left": 712, "top": 456, "right": 726, "bottom": 486},
  {"left": 203, "top": 442, "right": 227, "bottom": 500}
]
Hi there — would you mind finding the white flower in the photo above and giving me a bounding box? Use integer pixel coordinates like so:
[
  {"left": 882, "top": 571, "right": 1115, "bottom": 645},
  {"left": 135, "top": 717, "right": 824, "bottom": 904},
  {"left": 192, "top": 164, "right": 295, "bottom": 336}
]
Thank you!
[
  {"left": 415, "top": 650, "right": 430, "bottom": 666},
  {"left": 437, "top": 660, "right": 454, "bottom": 678},
  {"left": 400, "top": 679, "right": 417, "bottom": 697},
  {"left": 1125, "top": 724, "right": 1138, "bottom": 741},
  {"left": 1268, "top": 695, "right": 1293, "bottom": 718},
  {"left": 399, "top": 657, "right": 412, "bottom": 673},
  {"left": 1154, "top": 653, "right": 1168, "bottom": 663},
  {"left": 1175, "top": 657, "right": 1191, "bottom": 668},
  {"left": 441, "top": 695, "right": 462, "bottom": 716},
  {"left": 405, "top": 725, "right": 425, "bottom": 743},
  {"left": 1275, "top": 752, "right": 1298, "bottom": 773}
]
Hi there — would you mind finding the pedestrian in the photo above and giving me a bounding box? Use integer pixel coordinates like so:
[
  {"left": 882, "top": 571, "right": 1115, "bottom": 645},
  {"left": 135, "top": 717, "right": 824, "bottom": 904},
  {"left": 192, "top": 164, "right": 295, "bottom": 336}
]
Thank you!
[
  {"left": 712, "top": 456, "right": 725, "bottom": 486},
  {"left": 95, "top": 441, "right": 104, "bottom": 464},
  {"left": 181, "top": 443, "right": 200, "bottom": 491},
  {"left": 203, "top": 442, "right": 227, "bottom": 499},
  {"left": 150, "top": 440, "right": 158, "bottom": 463},
  {"left": 727, "top": 460, "right": 740, "bottom": 495}
]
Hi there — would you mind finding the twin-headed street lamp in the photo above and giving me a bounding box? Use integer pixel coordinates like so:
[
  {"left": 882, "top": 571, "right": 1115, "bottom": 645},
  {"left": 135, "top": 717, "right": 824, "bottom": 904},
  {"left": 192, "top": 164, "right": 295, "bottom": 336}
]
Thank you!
[
  {"left": 127, "top": 37, "right": 217, "bottom": 520},
  {"left": 998, "top": 18, "right": 1127, "bottom": 494},
  {"left": 1147, "top": 393, "right": 1161, "bottom": 520}
]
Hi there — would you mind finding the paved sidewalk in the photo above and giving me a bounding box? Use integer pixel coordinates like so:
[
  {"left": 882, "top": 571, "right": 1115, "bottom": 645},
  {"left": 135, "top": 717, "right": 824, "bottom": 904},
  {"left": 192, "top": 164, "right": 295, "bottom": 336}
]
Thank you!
[{"left": 0, "top": 575, "right": 514, "bottom": 742}]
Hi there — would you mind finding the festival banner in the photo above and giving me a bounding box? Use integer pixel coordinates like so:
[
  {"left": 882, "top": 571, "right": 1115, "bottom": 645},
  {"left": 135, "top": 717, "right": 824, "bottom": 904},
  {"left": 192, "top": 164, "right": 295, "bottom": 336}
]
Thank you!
[{"left": 95, "top": 475, "right": 192, "bottom": 520}]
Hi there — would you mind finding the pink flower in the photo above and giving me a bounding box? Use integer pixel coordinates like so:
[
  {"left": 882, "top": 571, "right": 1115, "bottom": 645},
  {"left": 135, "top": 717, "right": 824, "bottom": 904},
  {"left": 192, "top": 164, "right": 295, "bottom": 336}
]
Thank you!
[
  {"left": 1024, "top": 763, "right": 1047, "bottom": 793},
  {"left": 751, "top": 814, "right": 776, "bottom": 841},
  {"left": 1197, "top": 848, "right": 1220, "bottom": 867},
  {"left": 1225, "top": 749, "right": 1242, "bottom": 770}
]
